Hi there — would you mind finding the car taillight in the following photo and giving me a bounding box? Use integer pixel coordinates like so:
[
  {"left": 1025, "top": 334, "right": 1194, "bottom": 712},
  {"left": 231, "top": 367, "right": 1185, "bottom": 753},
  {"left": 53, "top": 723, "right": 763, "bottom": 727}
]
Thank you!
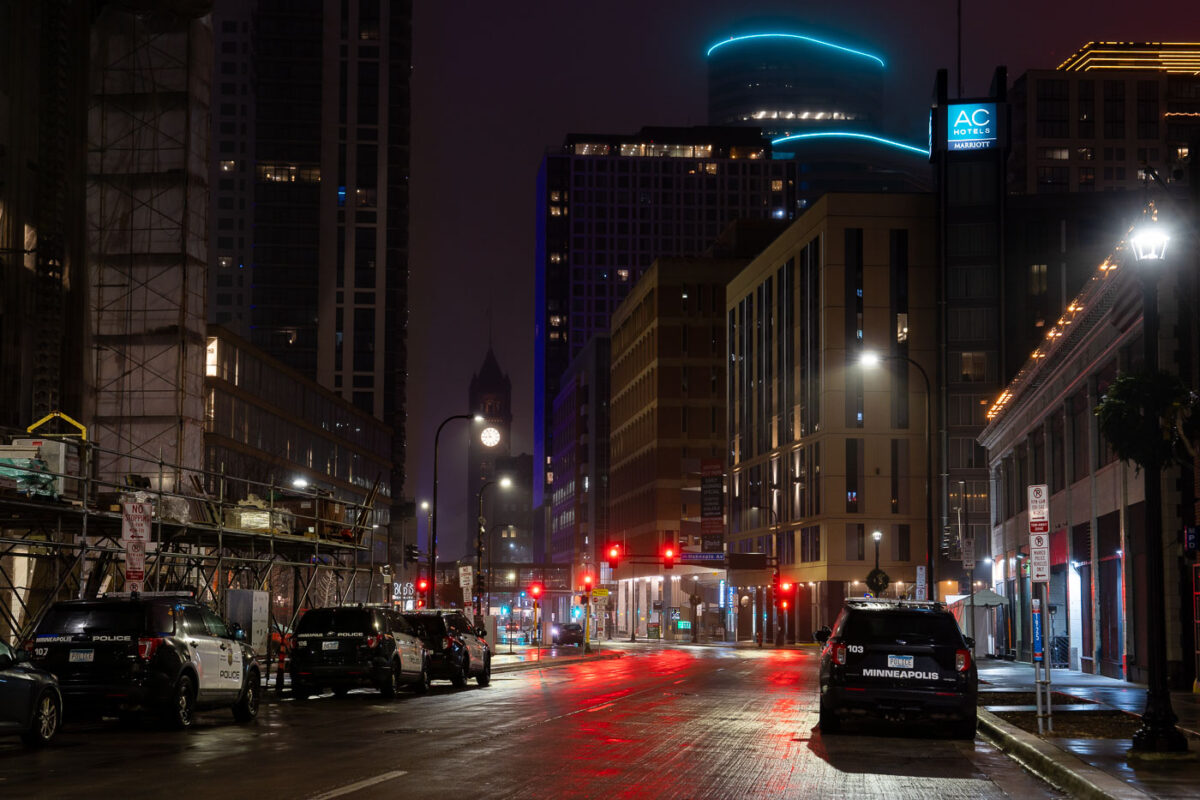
[
  {"left": 138, "top": 637, "right": 164, "bottom": 660},
  {"left": 365, "top": 635, "right": 379, "bottom": 649},
  {"left": 833, "top": 643, "right": 847, "bottom": 666},
  {"left": 956, "top": 648, "right": 972, "bottom": 672}
]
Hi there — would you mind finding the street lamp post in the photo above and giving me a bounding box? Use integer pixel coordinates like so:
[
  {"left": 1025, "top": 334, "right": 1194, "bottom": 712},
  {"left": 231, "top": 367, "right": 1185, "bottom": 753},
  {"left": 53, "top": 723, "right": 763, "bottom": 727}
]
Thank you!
[
  {"left": 1128, "top": 215, "right": 1188, "bottom": 754},
  {"left": 431, "top": 414, "right": 484, "bottom": 609},
  {"left": 873, "top": 529, "right": 883, "bottom": 573},
  {"left": 862, "top": 352, "right": 935, "bottom": 602},
  {"left": 475, "top": 476, "right": 511, "bottom": 618}
]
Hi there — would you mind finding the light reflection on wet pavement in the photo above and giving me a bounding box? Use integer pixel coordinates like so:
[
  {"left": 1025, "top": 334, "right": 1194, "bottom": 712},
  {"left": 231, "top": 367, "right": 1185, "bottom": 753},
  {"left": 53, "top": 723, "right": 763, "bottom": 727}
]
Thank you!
[{"left": 1, "top": 644, "right": 1064, "bottom": 799}]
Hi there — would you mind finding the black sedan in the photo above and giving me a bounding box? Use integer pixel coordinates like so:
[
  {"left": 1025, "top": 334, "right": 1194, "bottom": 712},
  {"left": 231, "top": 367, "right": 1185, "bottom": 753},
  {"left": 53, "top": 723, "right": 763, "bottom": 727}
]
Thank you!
[
  {"left": 0, "top": 640, "right": 62, "bottom": 747},
  {"left": 551, "top": 623, "right": 584, "bottom": 646}
]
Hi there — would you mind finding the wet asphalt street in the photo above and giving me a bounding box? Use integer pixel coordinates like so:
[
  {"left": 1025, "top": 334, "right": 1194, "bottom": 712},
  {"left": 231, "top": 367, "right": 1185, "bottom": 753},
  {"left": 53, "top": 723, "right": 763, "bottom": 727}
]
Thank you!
[{"left": 1, "top": 643, "right": 1061, "bottom": 799}]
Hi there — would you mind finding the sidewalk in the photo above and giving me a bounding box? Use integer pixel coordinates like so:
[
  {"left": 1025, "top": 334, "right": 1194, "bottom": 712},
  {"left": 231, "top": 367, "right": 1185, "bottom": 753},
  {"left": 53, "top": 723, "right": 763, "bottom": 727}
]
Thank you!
[{"left": 977, "top": 660, "right": 1200, "bottom": 799}]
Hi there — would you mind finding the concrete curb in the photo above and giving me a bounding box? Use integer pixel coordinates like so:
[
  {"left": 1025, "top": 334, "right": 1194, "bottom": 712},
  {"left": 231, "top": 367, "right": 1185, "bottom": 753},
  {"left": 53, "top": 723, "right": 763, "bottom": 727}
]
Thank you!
[
  {"left": 492, "top": 651, "right": 623, "bottom": 675},
  {"left": 978, "top": 709, "right": 1153, "bottom": 800}
]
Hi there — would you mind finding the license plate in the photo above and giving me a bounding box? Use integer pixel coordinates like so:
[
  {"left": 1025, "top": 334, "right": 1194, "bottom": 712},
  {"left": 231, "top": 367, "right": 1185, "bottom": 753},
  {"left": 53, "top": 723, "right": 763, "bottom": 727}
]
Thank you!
[
  {"left": 69, "top": 649, "right": 94, "bottom": 663},
  {"left": 887, "top": 654, "right": 914, "bottom": 669},
  {"left": 322, "top": 640, "right": 339, "bottom": 650}
]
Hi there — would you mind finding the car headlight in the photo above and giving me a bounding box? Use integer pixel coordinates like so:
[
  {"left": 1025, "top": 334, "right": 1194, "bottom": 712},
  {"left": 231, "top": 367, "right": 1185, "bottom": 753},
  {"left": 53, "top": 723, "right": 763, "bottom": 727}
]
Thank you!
[{"left": 551, "top": 626, "right": 560, "bottom": 635}]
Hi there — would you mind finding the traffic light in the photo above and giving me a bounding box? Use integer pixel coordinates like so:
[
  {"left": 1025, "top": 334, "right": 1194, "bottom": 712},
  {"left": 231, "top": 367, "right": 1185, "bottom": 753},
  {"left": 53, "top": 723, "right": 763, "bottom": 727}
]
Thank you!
[
  {"left": 771, "top": 568, "right": 781, "bottom": 608},
  {"left": 606, "top": 543, "right": 621, "bottom": 570},
  {"left": 529, "top": 582, "right": 544, "bottom": 602},
  {"left": 662, "top": 546, "right": 675, "bottom": 570},
  {"left": 477, "top": 573, "right": 488, "bottom": 594},
  {"left": 403, "top": 544, "right": 418, "bottom": 565},
  {"left": 779, "top": 580, "right": 795, "bottom": 610},
  {"left": 417, "top": 576, "right": 429, "bottom": 606},
  {"left": 582, "top": 574, "right": 594, "bottom": 592}
]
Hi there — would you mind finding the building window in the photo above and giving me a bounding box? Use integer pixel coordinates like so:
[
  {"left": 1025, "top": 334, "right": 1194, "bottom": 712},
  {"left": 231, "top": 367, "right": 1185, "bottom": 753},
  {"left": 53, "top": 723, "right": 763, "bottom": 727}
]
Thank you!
[
  {"left": 800, "top": 526, "right": 820, "bottom": 562},
  {"left": 1036, "top": 167, "right": 1069, "bottom": 192},
  {"left": 1076, "top": 146, "right": 1095, "bottom": 161},
  {"left": 1029, "top": 264, "right": 1048, "bottom": 295},
  {"left": 1078, "top": 167, "right": 1096, "bottom": 190},
  {"left": 219, "top": 160, "right": 236, "bottom": 172},
  {"left": 1037, "top": 147, "right": 1070, "bottom": 160},
  {"left": 959, "top": 352, "right": 987, "bottom": 382}
]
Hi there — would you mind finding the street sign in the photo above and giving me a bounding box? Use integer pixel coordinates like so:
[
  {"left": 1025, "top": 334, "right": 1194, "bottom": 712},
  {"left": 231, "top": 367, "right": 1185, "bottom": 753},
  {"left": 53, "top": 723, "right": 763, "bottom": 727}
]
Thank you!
[
  {"left": 1027, "top": 484, "right": 1050, "bottom": 582},
  {"left": 960, "top": 536, "right": 975, "bottom": 566},
  {"left": 915, "top": 566, "right": 927, "bottom": 600},
  {"left": 121, "top": 502, "right": 151, "bottom": 590},
  {"left": 681, "top": 552, "right": 726, "bottom": 563},
  {"left": 458, "top": 566, "right": 472, "bottom": 588},
  {"left": 591, "top": 588, "right": 610, "bottom": 598}
]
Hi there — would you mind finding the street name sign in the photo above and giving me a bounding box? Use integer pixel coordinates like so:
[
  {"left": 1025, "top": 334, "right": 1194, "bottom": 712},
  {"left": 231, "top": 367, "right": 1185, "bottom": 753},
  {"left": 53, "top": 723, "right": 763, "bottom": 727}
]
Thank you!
[{"left": 681, "top": 552, "right": 726, "bottom": 563}]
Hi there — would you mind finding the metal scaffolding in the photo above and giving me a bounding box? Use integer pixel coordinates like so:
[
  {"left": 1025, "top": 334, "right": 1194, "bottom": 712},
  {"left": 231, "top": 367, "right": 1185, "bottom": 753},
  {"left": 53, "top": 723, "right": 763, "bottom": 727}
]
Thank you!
[{"left": 0, "top": 437, "right": 385, "bottom": 672}]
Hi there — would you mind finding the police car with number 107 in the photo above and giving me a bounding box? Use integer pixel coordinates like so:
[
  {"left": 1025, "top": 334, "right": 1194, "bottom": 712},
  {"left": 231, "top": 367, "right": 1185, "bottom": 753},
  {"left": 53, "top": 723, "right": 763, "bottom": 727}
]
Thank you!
[
  {"left": 814, "top": 598, "right": 978, "bottom": 738},
  {"left": 28, "top": 591, "right": 260, "bottom": 729}
]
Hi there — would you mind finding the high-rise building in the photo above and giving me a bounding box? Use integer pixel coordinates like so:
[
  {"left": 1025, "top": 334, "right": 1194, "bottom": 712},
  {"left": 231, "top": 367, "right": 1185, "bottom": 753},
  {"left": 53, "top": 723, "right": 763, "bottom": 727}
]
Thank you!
[
  {"left": 706, "top": 29, "right": 932, "bottom": 209},
  {"left": 725, "top": 192, "right": 937, "bottom": 629},
  {"left": 706, "top": 31, "right": 884, "bottom": 140},
  {"left": 549, "top": 335, "right": 610, "bottom": 571},
  {"left": 210, "top": 0, "right": 412, "bottom": 505},
  {"left": 534, "top": 126, "right": 797, "bottom": 513},
  {"left": 1009, "top": 42, "right": 1200, "bottom": 195}
]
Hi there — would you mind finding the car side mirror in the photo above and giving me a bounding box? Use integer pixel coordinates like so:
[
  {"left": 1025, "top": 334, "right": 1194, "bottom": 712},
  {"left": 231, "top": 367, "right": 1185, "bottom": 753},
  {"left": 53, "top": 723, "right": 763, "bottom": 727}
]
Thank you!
[
  {"left": 0, "top": 653, "right": 12, "bottom": 670},
  {"left": 231, "top": 622, "right": 246, "bottom": 641},
  {"left": 814, "top": 626, "right": 831, "bottom": 644},
  {"left": 476, "top": 627, "right": 487, "bottom": 638}
]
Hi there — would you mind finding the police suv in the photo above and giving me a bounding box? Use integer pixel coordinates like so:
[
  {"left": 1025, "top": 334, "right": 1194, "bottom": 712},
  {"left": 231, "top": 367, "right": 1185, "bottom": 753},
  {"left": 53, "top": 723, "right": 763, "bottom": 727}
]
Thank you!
[
  {"left": 28, "top": 592, "right": 260, "bottom": 729},
  {"left": 814, "top": 598, "right": 977, "bottom": 738}
]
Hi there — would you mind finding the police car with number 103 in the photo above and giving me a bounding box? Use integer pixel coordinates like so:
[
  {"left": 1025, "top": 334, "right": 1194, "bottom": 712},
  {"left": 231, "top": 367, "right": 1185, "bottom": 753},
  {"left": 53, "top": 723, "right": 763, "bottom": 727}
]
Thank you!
[
  {"left": 27, "top": 591, "right": 261, "bottom": 729},
  {"left": 814, "top": 598, "right": 978, "bottom": 738}
]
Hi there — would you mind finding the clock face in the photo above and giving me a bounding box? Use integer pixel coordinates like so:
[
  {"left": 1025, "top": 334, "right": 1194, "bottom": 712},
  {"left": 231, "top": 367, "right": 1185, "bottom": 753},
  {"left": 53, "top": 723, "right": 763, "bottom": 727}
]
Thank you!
[{"left": 480, "top": 426, "right": 501, "bottom": 448}]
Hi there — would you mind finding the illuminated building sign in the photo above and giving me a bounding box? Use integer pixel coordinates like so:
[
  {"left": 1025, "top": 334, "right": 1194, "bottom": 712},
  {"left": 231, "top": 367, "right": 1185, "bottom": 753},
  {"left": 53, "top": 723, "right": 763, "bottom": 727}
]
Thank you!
[{"left": 947, "top": 103, "right": 997, "bottom": 151}]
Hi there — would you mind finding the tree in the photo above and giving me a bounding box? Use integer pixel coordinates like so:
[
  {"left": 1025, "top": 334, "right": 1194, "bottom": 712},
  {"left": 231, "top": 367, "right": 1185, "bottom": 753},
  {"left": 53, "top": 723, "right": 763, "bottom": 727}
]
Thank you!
[{"left": 1094, "top": 369, "right": 1199, "bottom": 472}]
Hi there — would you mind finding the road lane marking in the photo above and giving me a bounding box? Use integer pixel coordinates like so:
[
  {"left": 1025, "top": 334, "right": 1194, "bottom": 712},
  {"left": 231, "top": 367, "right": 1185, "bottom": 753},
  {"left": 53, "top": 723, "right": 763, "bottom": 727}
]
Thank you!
[{"left": 309, "top": 770, "right": 407, "bottom": 799}]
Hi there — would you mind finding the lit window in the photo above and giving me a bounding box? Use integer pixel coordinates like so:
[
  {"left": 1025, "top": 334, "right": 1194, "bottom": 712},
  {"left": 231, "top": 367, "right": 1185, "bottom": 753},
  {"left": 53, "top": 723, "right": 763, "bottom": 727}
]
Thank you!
[
  {"left": 896, "top": 313, "right": 908, "bottom": 343},
  {"left": 1037, "top": 147, "right": 1070, "bottom": 160},
  {"left": 218, "top": 256, "right": 233, "bottom": 269},
  {"left": 705, "top": 163, "right": 718, "bottom": 175},
  {"left": 1176, "top": 146, "right": 1190, "bottom": 160},
  {"left": 771, "top": 180, "right": 783, "bottom": 191},
  {"left": 1030, "top": 264, "right": 1048, "bottom": 295},
  {"left": 219, "top": 160, "right": 236, "bottom": 172},
  {"left": 1076, "top": 146, "right": 1095, "bottom": 161},
  {"left": 960, "top": 352, "right": 986, "bottom": 382},
  {"left": 550, "top": 253, "right": 563, "bottom": 264},
  {"left": 617, "top": 269, "right": 630, "bottom": 282}
]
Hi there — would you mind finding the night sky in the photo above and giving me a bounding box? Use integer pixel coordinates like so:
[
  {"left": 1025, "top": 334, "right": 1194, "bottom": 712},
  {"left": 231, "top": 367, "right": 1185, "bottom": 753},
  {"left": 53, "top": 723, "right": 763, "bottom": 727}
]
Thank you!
[{"left": 406, "top": 0, "right": 1167, "bottom": 558}]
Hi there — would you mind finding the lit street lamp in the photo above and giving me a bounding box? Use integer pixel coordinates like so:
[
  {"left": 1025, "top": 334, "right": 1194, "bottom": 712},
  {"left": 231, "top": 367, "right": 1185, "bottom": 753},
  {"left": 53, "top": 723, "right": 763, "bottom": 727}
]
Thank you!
[
  {"left": 431, "top": 414, "right": 491, "bottom": 608},
  {"left": 476, "top": 476, "right": 512, "bottom": 617},
  {"left": 862, "top": 351, "right": 934, "bottom": 601},
  {"left": 1127, "top": 211, "right": 1188, "bottom": 753},
  {"left": 872, "top": 529, "right": 883, "bottom": 573}
]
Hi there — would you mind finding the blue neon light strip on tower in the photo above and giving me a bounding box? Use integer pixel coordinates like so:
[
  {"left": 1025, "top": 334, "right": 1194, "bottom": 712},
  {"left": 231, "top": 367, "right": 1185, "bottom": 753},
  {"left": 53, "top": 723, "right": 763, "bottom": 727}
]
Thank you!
[
  {"left": 706, "top": 33, "right": 885, "bottom": 68},
  {"left": 771, "top": 131, "right": 929, "bottom": 157}
]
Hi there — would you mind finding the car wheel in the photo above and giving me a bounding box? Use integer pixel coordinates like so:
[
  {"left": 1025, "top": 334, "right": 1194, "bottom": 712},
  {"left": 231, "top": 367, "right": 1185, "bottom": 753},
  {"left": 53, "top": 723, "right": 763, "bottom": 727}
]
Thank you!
[
  {"left": 164, "top": 674, "right": 195, "bottom": 730},
  {"left": 818, "top": 700, "right": 840, "bottom": 734},
  {"left": 451, "top": 656, "right": 468, "bottom": 688},
  {"left": 233, "top": 672, "right": 260, "bottom": 722},
  {"left": 476, "top": 656, "right": 491, "bottom": 687},
  {"left": 952, "top": 716, "right": 978, "bottom": 740},
  {"left": 22, "top": 690, "right": 61, "bottom": 747},
  {"left": 380, "top": 660, "right": 399, "bottom": 699},
  {"left": 413, "top": 660, "right": 431, "bottom": 694}
]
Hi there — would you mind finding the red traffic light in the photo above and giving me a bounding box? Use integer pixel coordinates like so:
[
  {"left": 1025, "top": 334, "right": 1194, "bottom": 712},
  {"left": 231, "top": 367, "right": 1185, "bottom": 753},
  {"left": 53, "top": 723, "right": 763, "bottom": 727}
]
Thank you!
[
  {"left": 781, "top": 600, "right": 789, "bottom": 610},
  {"left": 606, "top": 544, "right": 621, "bottom": 570},
  {"left": 582, "top": 574, "right": 594, "bottom": 589},
  {"left": 780, "top": 582, "right": 793, "bottom": 593},
  {"left": 417, "top": 577, "right": 429, "bottom": 592},
  {"left": 529, "top": 582, "right": 544, "bottom": 599},
  {"left": 662, "top": 547, "right": 675, "bottom": 570}
]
